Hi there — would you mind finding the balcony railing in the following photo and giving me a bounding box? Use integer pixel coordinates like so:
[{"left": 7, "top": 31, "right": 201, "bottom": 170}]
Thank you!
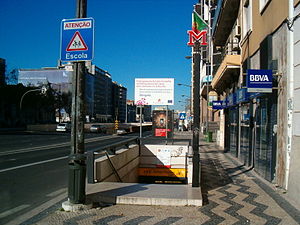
[
  {"left": 213, "top": 23, "right": 240, "bottom": 76},
  {"left": 212, "top": 0, "right": 241, "bottom": 46}
]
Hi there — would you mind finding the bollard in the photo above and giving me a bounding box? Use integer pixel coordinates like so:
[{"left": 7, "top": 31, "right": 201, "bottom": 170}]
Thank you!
[{"left": 68, "top": 154, "right": 86, "bottom": 204}]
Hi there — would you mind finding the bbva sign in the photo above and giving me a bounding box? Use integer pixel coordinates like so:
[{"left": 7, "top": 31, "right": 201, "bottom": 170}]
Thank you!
[
  {"left": 187, "top": 30, "right": 208, "bottom": 46},
  {"left": 247, "top": 69, "right": 273, "bottom": 93}
]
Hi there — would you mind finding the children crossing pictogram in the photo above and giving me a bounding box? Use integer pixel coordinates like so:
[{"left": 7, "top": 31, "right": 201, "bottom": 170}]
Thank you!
[{"left": 66, "top": 31, "right": 88, "bottom": 51}]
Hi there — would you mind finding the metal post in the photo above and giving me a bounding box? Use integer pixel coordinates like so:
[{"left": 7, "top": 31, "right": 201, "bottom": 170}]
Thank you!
[
  {"left": 207, "top": 0, "right": 213, "bottom": 136},
  {"left": 166, "top": 105, "right": 168, "bottom": 144},
  {"left": 139, "top": 105, "right": 142, "bottom": 138},
  {"left": 68, "top": 0, "right": 87, "bottom": 204},
  {"left": 192, "top": 42, "right": 201, "bottom": 187}
]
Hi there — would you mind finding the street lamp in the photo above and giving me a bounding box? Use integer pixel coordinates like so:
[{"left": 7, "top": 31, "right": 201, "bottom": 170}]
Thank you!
[
  {"left": 178, "top": 83, "right": 192, "bottom": 114},
  {"left": 19, "top": 86, "right": 47, "bottom": 110},
  {"left": 181, "top": 95, "right": 191, "bottom": 114},
  {"left": 178, "top": 83, "right": 191, "bottom": 88},
  {"left": 19, "top": 86, "right": 47, "bottom": 127}
]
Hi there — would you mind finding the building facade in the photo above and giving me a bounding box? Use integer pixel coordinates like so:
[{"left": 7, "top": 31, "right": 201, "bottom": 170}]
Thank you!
[
  {"left": 195, "top": 0, "right": 300, "bottom": 207},
  {"left": 289, "top": 0, "right": 300, "bottom": 208},
  {"left": 93, "top": 66, "right": 113, "bottom": 122},
  {"left": 126, "top": 100, "right": 152, "bottom": 123},
  {"left": 112, "top": 82, "right": 127, "bottom": 123},
  {"left": 18, "top": 63, "right": 127, "bottom": 124}
]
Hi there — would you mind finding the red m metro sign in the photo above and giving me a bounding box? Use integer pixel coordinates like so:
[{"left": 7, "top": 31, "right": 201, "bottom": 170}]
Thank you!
[
  {"left": 187, "top": 30, "right": 208, "bottom": 46},
  {"left": 187, "top": 11, "right": 208, "bottom": 46}
]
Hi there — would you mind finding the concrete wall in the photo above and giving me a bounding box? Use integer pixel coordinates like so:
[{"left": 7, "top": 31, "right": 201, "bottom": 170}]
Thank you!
[
  {"left": 272, "top": 24, "right": 289, "bottom": 187},
  {"left": 27, "top": 124, "right": 57, "bottom": 132},
  {"left": 287, "top": 2, "right": 300, "bottom": 208},
  {"left": 94, "top": 145, "right": 140, "bottom": 183}
]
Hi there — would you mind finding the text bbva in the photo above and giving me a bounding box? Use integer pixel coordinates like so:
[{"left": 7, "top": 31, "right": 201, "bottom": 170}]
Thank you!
[{"left": 249, "top": 74, "right": 270, "bottom": 82}]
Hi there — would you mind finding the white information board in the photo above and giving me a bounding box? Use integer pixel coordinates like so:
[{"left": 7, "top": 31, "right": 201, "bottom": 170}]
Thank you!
[
  {"left": 156, "top": 148, "right": 171, "bottom": 167},
  {"left": 134, "top": 78, "right": 174, "bottom": 105}
]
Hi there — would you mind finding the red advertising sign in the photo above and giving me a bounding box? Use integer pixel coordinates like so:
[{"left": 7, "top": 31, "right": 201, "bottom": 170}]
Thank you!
[
  {"left": 152, "top": 110, "right": 173, "bottom": 138},
  {"left": 155, "top": 128, "right": 171, "bottom": 137}
]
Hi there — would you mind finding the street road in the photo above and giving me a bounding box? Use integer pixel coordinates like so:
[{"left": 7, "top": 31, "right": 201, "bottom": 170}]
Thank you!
[{"left": 0, "top": 132, "right": 139, "bottom": 225}]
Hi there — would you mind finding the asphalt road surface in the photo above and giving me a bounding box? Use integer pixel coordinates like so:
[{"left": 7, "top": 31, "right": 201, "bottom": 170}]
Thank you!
[{"left": 0, "top": 131, "right": 139, "bottom": 225}]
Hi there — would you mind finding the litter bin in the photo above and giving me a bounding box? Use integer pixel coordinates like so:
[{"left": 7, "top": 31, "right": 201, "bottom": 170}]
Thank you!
[
  {"left": 68, "top": 160, "right": 86, "bottom": 204},
  {"left": 206, "top": 131, "right": 213, "bottom": 142}
]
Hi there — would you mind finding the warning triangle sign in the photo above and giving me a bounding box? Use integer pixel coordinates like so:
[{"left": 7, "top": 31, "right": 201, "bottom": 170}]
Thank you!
[{"left": 66, "top": 31, "right": 88, "bottom": 51}]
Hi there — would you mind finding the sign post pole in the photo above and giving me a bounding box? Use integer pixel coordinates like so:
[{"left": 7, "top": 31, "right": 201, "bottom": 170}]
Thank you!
[
  {"left": 192, "top": 41, "right": 201, "bottom": 187},
  {"left": 166, "top": 105, "right": 168, "bottom": 144},
  {"left": 140, "top": 105, "right": 143, "bottom": 139},
  {"left": 68, "top": 0, "right": 87, "bottom": 205}
]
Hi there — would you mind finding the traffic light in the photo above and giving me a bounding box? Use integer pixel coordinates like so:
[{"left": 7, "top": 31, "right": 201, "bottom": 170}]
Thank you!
[{"left": 115, "top": 120, "right": 119, "bottom": 130}]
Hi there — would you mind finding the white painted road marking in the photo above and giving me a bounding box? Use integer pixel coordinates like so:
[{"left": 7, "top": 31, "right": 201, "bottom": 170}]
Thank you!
[
  {"left": 0, "top": 156, "right": 68, "bottom": 173},
  {"left": 0, "top": 135, "right": 118, "bottom": 156},
  {"left": 46, "top": 188, "right": 67, "bottom": 198},
  {"left": 0, "top": 205, "right": 30, "bottom": 219}
]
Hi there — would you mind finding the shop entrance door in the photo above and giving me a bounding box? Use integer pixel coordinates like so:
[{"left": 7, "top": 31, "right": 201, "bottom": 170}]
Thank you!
[{"left": 254, "top": 95, "right": 277, "bottom": 181}]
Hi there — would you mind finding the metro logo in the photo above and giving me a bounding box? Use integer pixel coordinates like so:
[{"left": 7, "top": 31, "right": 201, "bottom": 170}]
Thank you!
[
  {"left": 249, "top": 74, "right": 270, "bottom": 82},
  {"left": 187, "top": 30, "right": 208, "bottom": 46}
]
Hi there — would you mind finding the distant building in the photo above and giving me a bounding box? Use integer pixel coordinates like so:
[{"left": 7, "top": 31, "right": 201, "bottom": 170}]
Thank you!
[
  {"left": 143, "top": 104, "right": 152, "bottom": 122},
  {"left": 112, "top": 82, "right": 127, "bottom": 123},
  {"left": 18, "top": 63, "right": 127, "bottom": 123},
  {"left": 126, "top": 100, "right": 137, "bottom": 122},
  {"left": 93, "top": 66, "right": 113, "bottom": 122},
  {"left": 0, "top": 58, "right": 5, "bottom": 86},
  {"left": 126, "top": 100, "right": 152, "bottom": 123}
]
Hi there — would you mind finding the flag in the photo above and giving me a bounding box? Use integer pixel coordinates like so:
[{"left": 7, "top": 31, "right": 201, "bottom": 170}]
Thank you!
[{"left": 192, "top": 11, "right": 207, "bottom": 33}]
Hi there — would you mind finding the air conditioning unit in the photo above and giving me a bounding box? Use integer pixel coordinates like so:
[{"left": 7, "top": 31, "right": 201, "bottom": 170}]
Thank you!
[{"left": 234, "top": 25, "right": 241, "bottom": 38}]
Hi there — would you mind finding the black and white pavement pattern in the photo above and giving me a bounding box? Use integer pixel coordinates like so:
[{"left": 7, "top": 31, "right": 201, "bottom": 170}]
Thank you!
[{"left": 28, "top": 142, "right": 300, "bottom": 225}]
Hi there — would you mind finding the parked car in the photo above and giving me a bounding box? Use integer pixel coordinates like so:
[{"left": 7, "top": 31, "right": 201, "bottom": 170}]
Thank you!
[
  {"left": 56, "top": 123, "right": 71, "bottom": 132},
  {"left": 116, "top": 129, "right": 126, "bottom": 135},
  {"left": 90, "top": 124, "right": 105, "bottom": 133}
]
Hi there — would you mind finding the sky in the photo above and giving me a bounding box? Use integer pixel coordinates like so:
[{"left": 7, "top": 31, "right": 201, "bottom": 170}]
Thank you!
[{"left": 0, "top": 0, "right": 197, "bottom": 111}]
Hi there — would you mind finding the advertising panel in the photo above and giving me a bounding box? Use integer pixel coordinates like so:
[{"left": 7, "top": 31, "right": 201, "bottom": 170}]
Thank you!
[
  {"left": 152, "top": 110, "right": 173, "bottom": 138},
  {"left": 134, "top": 78, "right": 174, "bottom": 105}
]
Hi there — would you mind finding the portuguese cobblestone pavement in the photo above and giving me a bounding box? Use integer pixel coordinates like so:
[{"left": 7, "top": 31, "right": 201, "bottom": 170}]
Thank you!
[{"left": 28, "top": 135, "right": 300, "bottom": 225}]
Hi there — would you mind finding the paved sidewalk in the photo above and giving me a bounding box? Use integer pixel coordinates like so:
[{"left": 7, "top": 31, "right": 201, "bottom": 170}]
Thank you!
[{"left": 27, "top": 137, "right": 300, "bottom": 225}]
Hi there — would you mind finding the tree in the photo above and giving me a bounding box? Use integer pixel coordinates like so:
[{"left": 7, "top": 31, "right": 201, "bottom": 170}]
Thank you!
[{"left": 5, "top": 69, "right": 18, "bottom": 85}]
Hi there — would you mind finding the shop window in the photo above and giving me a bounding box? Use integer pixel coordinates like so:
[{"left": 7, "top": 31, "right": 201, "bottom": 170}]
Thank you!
[
  {"left": 242, "top": 0, "right": 252, "bottom": 38},
  {"left": 260, "top": 35, "right": 273, "bottom": 69}
]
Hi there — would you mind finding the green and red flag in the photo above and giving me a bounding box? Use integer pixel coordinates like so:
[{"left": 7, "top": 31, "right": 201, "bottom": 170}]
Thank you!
[{"left": 192, "top": 11, "right": 207, "bottom": 33}]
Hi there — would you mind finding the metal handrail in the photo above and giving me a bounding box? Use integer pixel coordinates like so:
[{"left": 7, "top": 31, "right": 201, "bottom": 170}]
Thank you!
[{"left": 86, "top": 137, "right": 139, "bottom": 183}]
